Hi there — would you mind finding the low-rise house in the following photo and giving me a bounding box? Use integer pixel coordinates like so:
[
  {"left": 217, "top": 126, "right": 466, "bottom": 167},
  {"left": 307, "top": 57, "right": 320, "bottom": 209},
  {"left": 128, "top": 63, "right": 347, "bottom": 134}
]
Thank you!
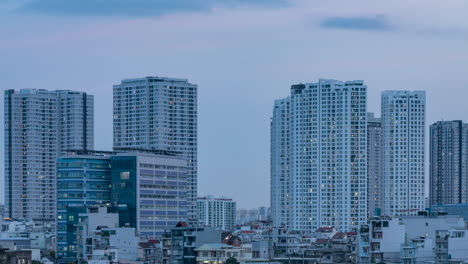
[{"left": 162, "top": 222, "right": 223, "bottom": 264}]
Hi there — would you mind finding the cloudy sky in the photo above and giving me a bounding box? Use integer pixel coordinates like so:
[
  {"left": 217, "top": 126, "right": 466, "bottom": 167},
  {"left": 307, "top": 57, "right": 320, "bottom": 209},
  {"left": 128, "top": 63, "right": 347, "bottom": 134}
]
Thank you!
[{"left": 1, "top": 0, "right": 467, "bottom": 209}]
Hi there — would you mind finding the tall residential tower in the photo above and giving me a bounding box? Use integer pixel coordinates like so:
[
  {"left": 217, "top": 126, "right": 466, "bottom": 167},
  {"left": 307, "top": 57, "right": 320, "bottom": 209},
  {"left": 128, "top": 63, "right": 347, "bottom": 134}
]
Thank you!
[
  {"left": 4, "top": 89, "right": 93, "bottom": 223},
  {"left": 381, "top": 91, "right": 425, "bottom": 216},
  {"left": 430, "top": 120, "right": 468, "bottom": 206},
  {"left": 113, "top": 77, "right": 197, "bottom": 220},
  {"left": 367, "top": 113, "right": 383, "bottom": 217},
  {"left": 271, "top": 79, "right": 368, "bottom": 232},
  {"left": 270, "top": 97, "right": 291, "bottom": 227}
]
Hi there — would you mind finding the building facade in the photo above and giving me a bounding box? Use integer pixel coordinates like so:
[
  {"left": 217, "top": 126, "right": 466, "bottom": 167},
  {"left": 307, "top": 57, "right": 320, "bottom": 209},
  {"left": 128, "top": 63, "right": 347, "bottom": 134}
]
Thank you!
[
  {"left": 113, "top": 76, "right": 198, "bottom": 220},
  {"left": 56, "top": 152, "right": 112, "bottom": 261},
  {"left": 270, "top": 97, "right": 291, "bottom": 227},
  {"left": 367, "top": 113, "right": 383, "bottom": 217},
  {"left": 162, "top": 222, "right": 222, "bottom": 264},
  {"left": 271, "top": 79, "right": 368, "bottom": 232},
  {"left": 112, "top": 151, "right": 189, "bottom": 240},
  {"left": 197, "top": 196, "right": 236, "bottom": 230},
  {"left": 381, "top": 91, "right": 426, "bottom": 216},
  {"left": 4, "top": 89, "right": 93, "bottom": 223},
  {"left": 430, "top": 120, "right": 468, "bottom": 206}
]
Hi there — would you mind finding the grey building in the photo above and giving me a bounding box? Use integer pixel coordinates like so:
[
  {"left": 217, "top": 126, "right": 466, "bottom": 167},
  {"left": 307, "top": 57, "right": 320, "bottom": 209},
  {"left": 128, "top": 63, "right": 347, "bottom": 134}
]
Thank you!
[
  {"left": 430, "top": 120, "right": 468, "bottom": 206},
  {"left": 367, "top": 113, "right": 383, "bottom": 217},
  {"left": 271, "top": 79, "right": 368, "bottom": 232},
  {"left": 381, "top": 91, "right": 426, "bottom": 216},
  {"left": 4, "top": 89, "right": 93, "bottom": 223},
  {"left": 113, "top": 76, "right": 197, "bottom": 220}
]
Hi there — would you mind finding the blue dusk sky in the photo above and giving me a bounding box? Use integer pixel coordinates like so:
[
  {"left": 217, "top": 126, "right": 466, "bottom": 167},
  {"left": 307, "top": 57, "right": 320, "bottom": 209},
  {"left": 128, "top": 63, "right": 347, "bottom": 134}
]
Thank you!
[{"left": 1, "top": 0, "right": 467, "bottom": 209}]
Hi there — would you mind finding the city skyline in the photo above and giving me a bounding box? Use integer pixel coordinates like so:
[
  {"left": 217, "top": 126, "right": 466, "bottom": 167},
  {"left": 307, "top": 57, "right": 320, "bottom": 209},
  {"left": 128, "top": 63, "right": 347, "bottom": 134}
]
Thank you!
[{"left": 1, "top": 0, "right": 468, "bottom": 209}]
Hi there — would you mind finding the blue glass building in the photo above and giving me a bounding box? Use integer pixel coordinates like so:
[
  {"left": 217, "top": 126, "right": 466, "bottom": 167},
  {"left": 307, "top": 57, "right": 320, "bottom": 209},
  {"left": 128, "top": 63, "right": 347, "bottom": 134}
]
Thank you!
[
  {"left": 57, "top": 150, "right": 188, "bottom": 262},
  {"left": 112, "top": 152, "right": 188, "bottom": 240},
  {"left": 56, "top": 153, "right": 112, "bottom": 262}
]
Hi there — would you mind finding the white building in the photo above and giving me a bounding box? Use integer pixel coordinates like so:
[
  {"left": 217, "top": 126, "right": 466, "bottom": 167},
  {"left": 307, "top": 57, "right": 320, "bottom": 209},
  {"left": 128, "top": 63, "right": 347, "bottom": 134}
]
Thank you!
[
  {"left": 271, "top": 79, "right": 368, "bottom": 232},
  {"left": 271, "top": 97, "right": 291, "bottom": 227},
  {"left": 4, "top": 89, "right": 94, "bottom": 223},
  {"left": 197, "top": 196, "right": 236, "bottom": 230},
  {"left": 75, "top": 206, "right": 140, "bottom": 262},
  {"left": 113, "top": 76, "right": 198, "bottom": 220},
  {"left": 357, "top": 214, "right": 465, "bottom": 264},
  {"left": 381, "top": 91, "right": 426, "bottom": 216}
]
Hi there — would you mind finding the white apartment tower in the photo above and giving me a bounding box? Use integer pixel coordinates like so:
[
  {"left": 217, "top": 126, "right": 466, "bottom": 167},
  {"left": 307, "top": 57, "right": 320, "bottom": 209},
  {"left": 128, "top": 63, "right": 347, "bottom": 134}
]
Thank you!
[
  {"left": 367, "top": 113, "right": 383, "bottom": 217},
  {"left": 381, "top": 91, "right": 426, "bottom": 216},
  {"left": 271, "top": 79, "right": 368, "bottom": 232},
  {"left": 197, "top": 196, "right": 236, "bottom": 230},
  {"left": 270, "top": 97, "right": 291, "bottom": 227},
  {"left": 4, "top": 89, "right": 94, "bottom": 223},
  {"left": 113, "top": 76, "right": 197, "bottom": 219}
]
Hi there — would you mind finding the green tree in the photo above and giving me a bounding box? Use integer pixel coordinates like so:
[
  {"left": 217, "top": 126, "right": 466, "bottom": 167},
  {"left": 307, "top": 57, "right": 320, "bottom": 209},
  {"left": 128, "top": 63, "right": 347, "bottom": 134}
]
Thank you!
[{"left": 226, "top": 257, "right": 240, "bottom": 264}]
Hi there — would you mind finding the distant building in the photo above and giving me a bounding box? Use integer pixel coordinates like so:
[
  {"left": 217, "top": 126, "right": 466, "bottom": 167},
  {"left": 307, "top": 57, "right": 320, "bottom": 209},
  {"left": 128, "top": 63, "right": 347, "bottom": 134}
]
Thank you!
[
  {"left": 430, "top": 120, "right": 468, "bottom": 206},
  {"left": 381, "top": 91, "right": 426, "bottom": 216},
  {"left": 236, "top": 207, "right": 270, "bottom": 225},
  {"left": 367, "top": 113, "right": 383, "bottom": 217},
  {"left": 4, "top": 89, "right": 94, "bottom": 223},
  {"left": 113, "top": 76, "right": 198, "bottom": 221},
  {"left": 271, "top": 79, "right": 368, "bottom": 232},
  {"left": 197, "top": 196, "right": 236, "bottom": 230}
]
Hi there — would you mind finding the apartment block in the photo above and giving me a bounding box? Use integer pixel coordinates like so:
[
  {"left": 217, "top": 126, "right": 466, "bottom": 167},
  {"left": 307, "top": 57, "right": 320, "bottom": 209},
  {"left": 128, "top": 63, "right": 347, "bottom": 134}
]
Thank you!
[{"left": 4, "top": 89, "right": 93, "bottom": 223}]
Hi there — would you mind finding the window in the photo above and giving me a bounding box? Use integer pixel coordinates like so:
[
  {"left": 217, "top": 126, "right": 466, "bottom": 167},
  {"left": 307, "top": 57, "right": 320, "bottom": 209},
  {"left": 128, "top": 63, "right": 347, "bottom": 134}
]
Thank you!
[{"left": 120, "top": 172, "right": 130, "bottom": 180}]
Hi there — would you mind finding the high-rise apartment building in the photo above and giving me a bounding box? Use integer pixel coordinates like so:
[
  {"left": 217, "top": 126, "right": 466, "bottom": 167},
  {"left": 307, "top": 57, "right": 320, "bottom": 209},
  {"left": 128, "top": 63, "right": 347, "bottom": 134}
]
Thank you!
[
  {"left": 271, "top": 79, "right": 368, "bottom": 232},
  {"left": 367, "top": 113, "right": 383, "bottom": 217},
  {"left": 4, "top": 89, "right": 93, "bottom": 223},
  {"left": 270, "top": 97, "right": 291, "bottom": 227},
  {"left": 113, "top": 77, "right": 197, "bottom": 220},
  {"left": 381, "top": 91, "right": 426, "bottom": 216},
  {"left": 197, "top": 196, "right": 236, "bottom": 230},
  {"left": 430, "top": 120, "right": 468, "bottom": 205}
]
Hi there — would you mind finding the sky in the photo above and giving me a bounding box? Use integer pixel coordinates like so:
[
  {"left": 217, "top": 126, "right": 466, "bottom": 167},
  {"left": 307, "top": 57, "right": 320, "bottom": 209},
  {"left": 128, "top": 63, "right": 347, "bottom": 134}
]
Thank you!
[{"left": 1, "top": 0, "right": 468, "bottom": 209}]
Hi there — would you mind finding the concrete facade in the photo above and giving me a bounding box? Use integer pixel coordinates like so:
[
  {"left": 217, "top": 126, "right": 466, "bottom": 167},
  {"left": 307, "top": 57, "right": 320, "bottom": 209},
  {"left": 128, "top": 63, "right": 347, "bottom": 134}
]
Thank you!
[{"left": 113, "top": 76, "right": 198, "bottom": 221}]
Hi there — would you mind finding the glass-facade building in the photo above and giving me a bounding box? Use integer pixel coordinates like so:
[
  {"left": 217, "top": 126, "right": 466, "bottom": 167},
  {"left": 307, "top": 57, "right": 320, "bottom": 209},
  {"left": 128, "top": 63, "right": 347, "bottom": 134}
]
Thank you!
[
  {"left": 56, "top": 151, "right": 188, "bottom": 261},
  {"left": 112, "top": 152, "right": 188, "bottom": 240},
  {"left": 56, "top": 154, "right": 112, "bottom": 262}
]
